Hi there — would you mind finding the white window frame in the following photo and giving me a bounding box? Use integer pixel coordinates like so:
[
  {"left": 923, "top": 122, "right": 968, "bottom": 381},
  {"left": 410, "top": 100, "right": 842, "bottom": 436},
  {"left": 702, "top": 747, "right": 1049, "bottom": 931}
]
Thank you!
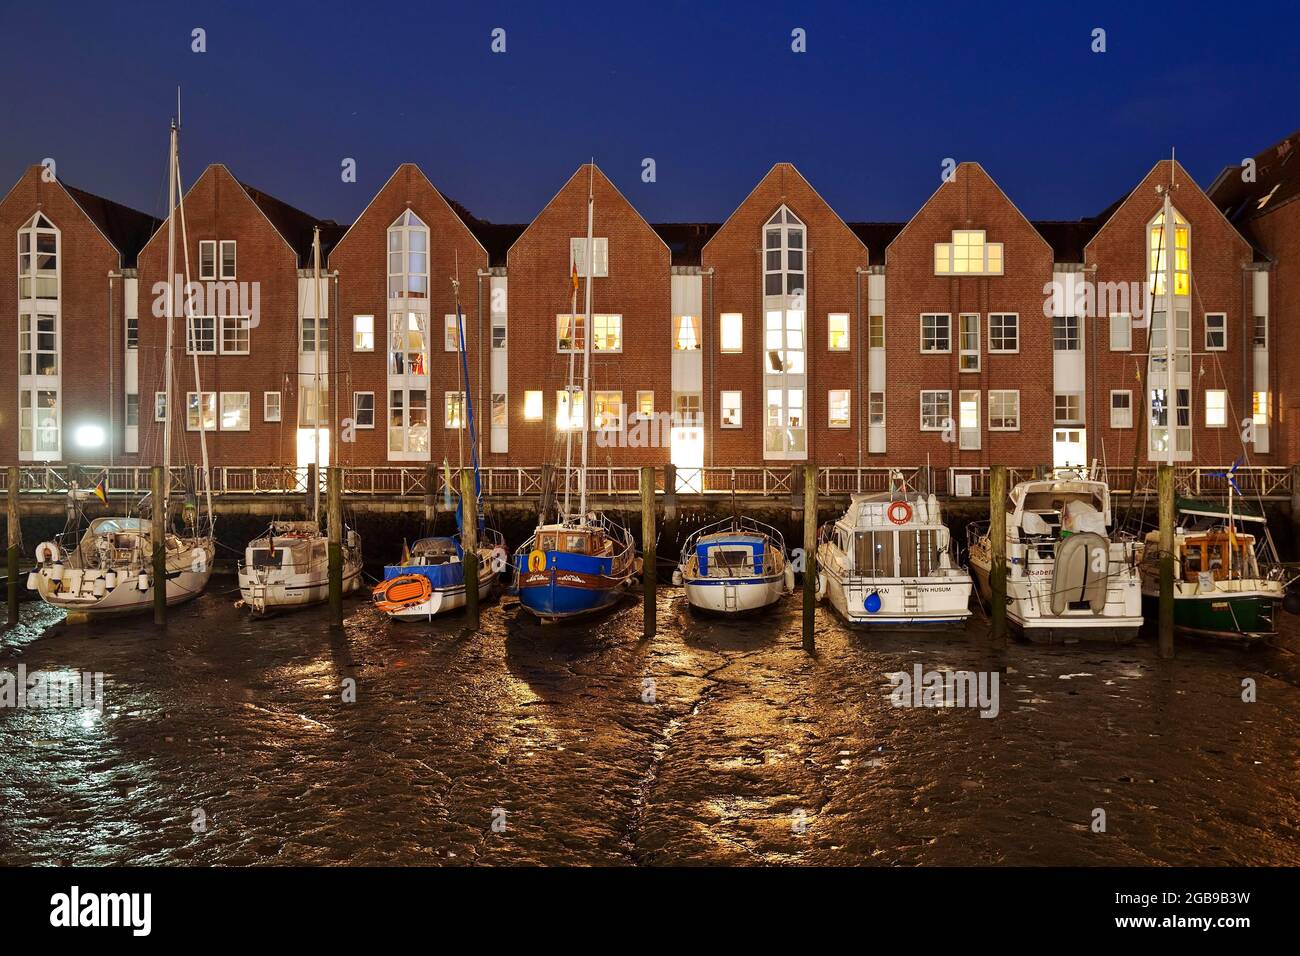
[
  {"left": 673, "top": 314, "right": 701, "bottom": 351},
  {"left": 388, "top": 210, "right": 429, "bottom": 299},
  {"left": 934, "top": 229, "right": 1003, "bottom": 276},
  {"left": 300, "top": 312, "right": 329, "bottom": 354},
  {"left": 263, "top": 391, "right": 281, "bottom": 422},
  {"left": 353, "top": 391, "right": 375, "bottom": 429},
  {"left": 186, "top": 314, "right": 216, "bottom": 355},
  {"left": 1109, "top": 313, "right": 1132, "bottom": 352},
  {"left": 444, "top": 313, "right": 460, "bottom": 352},
  {"left": 920, "top": 390, "right": 952, "bottom": 431},
  {"left": 635, "top": 390, "right": 654, "bottom": 421},
  {"left": 556, "top": 388, "right": 585, "bottom": 431},
  {"left": 958, "top": 313, "right": 980, "bottom": 372},
  {"left": 1205, "top": 389, "right": 1227, "bottom": 428},
  {"left": 523, "top": 390, "right": 544, "bottom": 422},
  {"left": 592, "top": 390, "right": 623, "bottom": 432},
  {"left": 444, "top": 390, "right": 466, "bottom": 430},
  {"left": 353, "top": 314, "right": 375, "bottom": 352},
  {"left": 868, "top": 391, "right": 886, "bottom": 426},
  {"left": 570, "top": 237, "right": 608, "bottom": 278},
  {"left": 827, "top": 313, "right": 850, "bottom": 352},
  {"left": 1109, "top": 390, "right": 1132, "bottom": 429},
  {"left": 720, "top": 312, "right": 743, "bottom": 353},
  {"left": 1205, "top": 312, "right": 1227, "bottom": 351},
  {"left": 958, "top": 390, "right": 981, "bottom": 450},
  {"left": 155, "top": 392, "right": 168, "bottom": 423},
  {"left": 988, "top": 389, "right": 1021, "bottom": 431},
  {"left": 219, "top": 391, "right": 251, "bottom": 431},
  {"left": 828, "top": 389, "right": 851, "bottom": 428},
  {"left": 556, "top": 313, "right": 585, "bottom": 353},
  {"left": 868, "top": 314, "right": 885, "bottom": 350},
  {"left": 219, "top": 240, "right": 236, "bottom": 280},
  {"left": 220, "top": 315, "right": 250, "bottom": 355},
  {"left": 490, "top": 392, "right": 507, "bottom": 427},
  {"left": 186, "top": 391, "right": 217, "bottom": 432},
  {"left": 1054, "top": 392, "right": 1083, "bottom": 425},
  {"left": 199, "top": 240, "right": 217, "bottom": 281},
  {"left": 673, "top": 392, "right": 702, "bottom": 428},
  {"left": 988, "top": 312, "right": 1019, "bottom": 353},
  {"left": 920, "top": 313, "right": 951, "bottom": 353},
  {"left": 592, "top": 314, "right": 623, "bottom": 353},
  {"left": 492, "top": 313, "right": 507, "bottom": 350},
  {"left": 720, "top": 390, "right": 743, "bottom": 428},
  {"left": 1053, "top": 314, "right": 1080, "bottom": 351}
]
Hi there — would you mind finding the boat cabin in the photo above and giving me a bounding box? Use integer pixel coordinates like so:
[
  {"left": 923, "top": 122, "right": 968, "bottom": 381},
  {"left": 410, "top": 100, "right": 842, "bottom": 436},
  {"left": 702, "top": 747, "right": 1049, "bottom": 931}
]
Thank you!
[
  {"left": 408, "top": 537, "right": 462, "bottom": 564},
  {"left": 537, "top": 527, "right": 613, "bottom": 557},
  {"left": 693, "top": 533, "right": 768, "bottom": 577},
  {"left": 1010, "top": 480, "right": 1111, "bottom": 539},
  {"left": 1177, "top": 532, "right": 1259, "bottom": 582},
  {"left": 828, "top": 494, "right": 952, "bottom": 577},
  {"left": 83, "top": 516, "right": 181, "bottom": 564}
]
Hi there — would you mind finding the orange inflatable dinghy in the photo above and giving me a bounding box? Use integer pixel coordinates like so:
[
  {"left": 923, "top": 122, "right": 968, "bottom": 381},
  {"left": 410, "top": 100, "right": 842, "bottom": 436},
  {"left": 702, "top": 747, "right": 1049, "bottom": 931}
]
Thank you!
[{"left": 372, "top": 574, "right": 433, "bottom": 612}]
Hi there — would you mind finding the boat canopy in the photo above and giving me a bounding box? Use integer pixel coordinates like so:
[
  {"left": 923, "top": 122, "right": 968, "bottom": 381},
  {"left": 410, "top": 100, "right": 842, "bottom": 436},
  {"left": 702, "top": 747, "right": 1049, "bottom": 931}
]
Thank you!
[
  {"left": 1011, "top": 478, "right": 1111, "bottom": 529},
  {"left": 411, "top": 537, "right": 463, "bottom": 559},
  {"left": 89, "top": 517, "right": 147, "bottom": 535},
  {"left": 840, "top": 493, "right": 945, "bottom": 529},
  {"left": 696, "top": 533, "right": 767, "bottom": 576}
]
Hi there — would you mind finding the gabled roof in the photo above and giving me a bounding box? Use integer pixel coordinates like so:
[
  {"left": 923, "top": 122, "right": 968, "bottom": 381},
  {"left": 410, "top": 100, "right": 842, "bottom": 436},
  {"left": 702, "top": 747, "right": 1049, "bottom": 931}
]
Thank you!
[
  {"left": 237, "top": 179, "right": 342, "bottom": 266},
  {"left": 1209, "top": 129, "right": 1300, "bottom": 225},
  {"left": 62, "top": 183, "right": 160, "bottom": 268}
]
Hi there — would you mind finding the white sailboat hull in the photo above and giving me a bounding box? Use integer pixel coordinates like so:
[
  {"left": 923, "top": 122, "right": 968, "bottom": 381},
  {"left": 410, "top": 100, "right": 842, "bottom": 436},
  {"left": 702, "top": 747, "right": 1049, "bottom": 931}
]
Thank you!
[
  {"left": 682, "top": 573, "right": 786, "bottom": 614},
  {"left": 33, "top": 542, "right": 215, "bottom": 619},
  {"left": 238, "top": 559, "right": 363, "bottom": 617},
  {"left": 387, "top": 569, "right": 499, "bottom": 621}
]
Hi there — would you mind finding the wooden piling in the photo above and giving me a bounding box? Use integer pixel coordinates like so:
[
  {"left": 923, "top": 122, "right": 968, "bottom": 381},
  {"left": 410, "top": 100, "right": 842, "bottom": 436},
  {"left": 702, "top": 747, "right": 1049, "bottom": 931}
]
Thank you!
[
  {"left": 460, "top": 468, "right": 479, "bottom": 629},
  {"left": 306, "top": 462, "right": 319, "bottom": 520},
  {"left": 802, "top": 462, "right": 817, "bottom": 654},
  {"left": 327, "top": 466, "right": 343, "bottom": 627},
  {"left": 989, "top": 464, "right": 1008, "bottom": 647},
  {"left": 423, "top": 462, "right": 438, "bottom": 535},
  {"left": 6, "top": 466, "right": 19, "bottom": 628},
  {"left": 1158, "top": 463, "right": 1175, "bottom": 659},
  {"left": 641, "top": 466, "right": 656, "bottom": 639},
  {"left": 539, "top": 462, "right": 556, "bottom": 523},
  {"left": 151, "top": 465, "right": 166, "bottom": 626}
]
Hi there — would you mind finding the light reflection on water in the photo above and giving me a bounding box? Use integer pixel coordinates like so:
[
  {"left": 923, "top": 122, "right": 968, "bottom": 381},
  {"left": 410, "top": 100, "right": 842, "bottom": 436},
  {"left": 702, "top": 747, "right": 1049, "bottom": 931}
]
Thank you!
[{"left": 1, "top": 580, "right": 1299, "bottom": 866}]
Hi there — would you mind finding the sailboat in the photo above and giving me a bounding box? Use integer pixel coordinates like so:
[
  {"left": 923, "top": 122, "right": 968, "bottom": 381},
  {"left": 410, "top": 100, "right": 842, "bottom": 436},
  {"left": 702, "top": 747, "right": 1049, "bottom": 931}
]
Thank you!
[
  {"left": 372, "top": 279, "right": 505, "bottom": 621},
  {"left": 673, "top": 515, "right": 793, "bottom": 615},
  {"left": 237, "top": 227, "right": 364, "bottom": 616},
  {"left": 1138, "top": 465, "right": 1293, "bottom": 642},
  {"left": 28, "top": 111, "right": 215, "bottom": 618},
  {"left": 511, "top": 166, "right": 639, "bottom": 621}
]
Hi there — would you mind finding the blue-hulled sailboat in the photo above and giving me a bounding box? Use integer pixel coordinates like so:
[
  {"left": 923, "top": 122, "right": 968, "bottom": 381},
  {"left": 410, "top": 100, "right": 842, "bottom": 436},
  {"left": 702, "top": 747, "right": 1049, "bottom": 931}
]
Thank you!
[{"left": 512, "top": 166, "right": 639, "bottom": 621}]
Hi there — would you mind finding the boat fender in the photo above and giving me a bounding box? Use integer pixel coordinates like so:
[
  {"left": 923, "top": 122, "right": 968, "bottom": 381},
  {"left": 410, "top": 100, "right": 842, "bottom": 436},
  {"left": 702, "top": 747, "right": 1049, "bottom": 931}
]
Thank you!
[
  {"left": 865, "top": 590, "right": 882, "bottom": 614},
  {"left": 491, "top": 546, "right": 508, "bottom": 573},
  {"left": 137, "top": 572, "right": 149, "bottom": 591},
  {"left": 50, "top": 560, "right": 64, "bottom": 582},
  {"left": 35, "top": 541, "right": 59, "bottom": 564},
  {"left": 815, "top": 571, "right": 828, "bottom": 601},
  {"left": 104, "top": 569, "right": 118, "bottom": 590},
  {"left": 672, "top": 568, "right": 683, "bottom": 586},
  {"left": 346, "top": 529, "right": 361, "bottom": 550},
  {"left": 93, "top": 578, "right": 106, "bottom": 598},
  {"left": 26, "top": 571, "right": 38, "bottom": 590},
  {"left": 528, "top": 549, "right": 547, "bottom": 572},
  {"left": 784, "top": 565, "right": 795, "bottom": 593}
]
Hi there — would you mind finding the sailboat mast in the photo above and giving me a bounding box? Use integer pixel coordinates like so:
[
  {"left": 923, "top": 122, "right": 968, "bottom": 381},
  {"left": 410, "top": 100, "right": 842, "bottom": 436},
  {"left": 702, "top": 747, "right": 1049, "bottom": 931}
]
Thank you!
[
  {"left": 163, "top": 119, "right": 177, "bottom": 510},
  {"left": 312, "top": 226, "right": 322, "bottom": 525},
  {"left": 562, "top": 279, "right": 577, "bottom": 520},
  {"left": 579, "top": 164, "right": 594, "bottom": 518}
]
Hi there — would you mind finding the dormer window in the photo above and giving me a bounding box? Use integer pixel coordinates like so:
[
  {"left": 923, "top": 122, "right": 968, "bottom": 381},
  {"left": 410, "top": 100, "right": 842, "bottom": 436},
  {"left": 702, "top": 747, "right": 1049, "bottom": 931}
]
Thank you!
[
  {"left": 934, "top": 230, "right": 1002, "bottom": 276},
  {"left": 388, "top": 209, "right": 429, "bottom": 298}
]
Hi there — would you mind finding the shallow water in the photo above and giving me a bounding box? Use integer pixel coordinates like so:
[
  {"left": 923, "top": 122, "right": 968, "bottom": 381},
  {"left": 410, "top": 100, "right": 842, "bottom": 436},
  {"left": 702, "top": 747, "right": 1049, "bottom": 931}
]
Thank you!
[{"left": 2, "top": 581, "right": 1299, "bottom": 866}]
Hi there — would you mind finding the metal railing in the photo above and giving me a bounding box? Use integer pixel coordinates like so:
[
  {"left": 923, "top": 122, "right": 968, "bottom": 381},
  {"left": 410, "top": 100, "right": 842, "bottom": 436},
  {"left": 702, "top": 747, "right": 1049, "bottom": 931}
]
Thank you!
[{"left": 2, "top": 463, "right": 1294, "bottom": 500}]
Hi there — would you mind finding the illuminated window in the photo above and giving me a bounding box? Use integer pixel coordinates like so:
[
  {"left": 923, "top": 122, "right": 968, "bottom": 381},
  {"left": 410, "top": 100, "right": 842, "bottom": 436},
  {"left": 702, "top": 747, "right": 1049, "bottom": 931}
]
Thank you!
[
  {"left": 301, "top": 312, "right": 329, "bottom": 353},
  {"left": 989, "top": 390, "right": 1020, "bottom": 430},
  {"left": 934, "top": 230, "right": 1003, "bottom": 275},
  {"left": 868, "top": 314, "right": 885, "bottom": 349},
  {"left": 18, "top": 312, "right": 57, "bottom": 375},
  {"left": 186, "top": 391, "right": 217, "bottom": 431},
  {"left": 444, "top": 314, "right": 460, "bottom": 352},
  {"left": 388, "top": 312, "right": 426, "bottom": 376},
  {"left": 720, "top": 313, "right": 743, "bottom": 352},
  {"left": 1205, "top": 313, "right": 1226, "bottom": 351},
  {"left": 1109, "top": 390, "right": 1132, "bottom": 429},
  {"left": 920, "top": 390, "right": 951, "bottom": 431},
  {"left": 220, "top": 392, "right": 250, "bottom": 431},
  {"left": 592, "top": 314, "right": 622, "bottom": 352},
  {"left": 673, "top": 314, "right": 701, "bottom": 350},
  {"left": 720, "top": 390, "right": 742, "bottom": 428},
  {"left": 1253, "top": 391, "right": 1269, "bottom": 425},
  {"left": 443, "top": 391, "right": 465, "bottom": 429},
  {"left": 673, "top": 392, "right": 702, "bottom": 427},
  {"left": 592, "top": 390, "right": 623, "bottom": 431},
  {"left": 1205, "top": 389, "right": 1227, "bottom": 428},
  {"left": 920, "top": 313, "right": 950, "bottom": 353},
  {"left": 354, "top": 315, "right": 374, "bottom": 352},
  {"left": 556, "top": 314, "right": 585, "bottom": 353},
  {"left": 556, "top": 389, "right": 585, "bottom": 431},
  {"left": 523, "top": 390, "right": 543, "bottom": 422},
  {"left": 959, "top": 313, "right": 980, "bottom": 371},
  {"left": 827, "top": 314, "right": 850, "bottom": 351},
  {"left": 388, "top": 210, "right": 428, "bottom": 298},
  {"left": 635, "top": 390, "right": 654, "bottom": 420},
  {"left": 17, "top": 212, "right": 59, "bottom": 300},
  {"left": 828, "top": 389, "right": 850, "bottom": 428},
  {"left": 959, "top": 390, "right": 980, "bottom": 449},
  {"left": 490, "top": 393, "right": 506, "bottom": 427},
  {"left": 1149, "top": 209, "right": 1189, "bottom": 297},
  {"left": 764, "top": 207, "right": 805, "bottom": 296},
  {"left": 762, "top": 207, "right": 807, "bottom": 459}
]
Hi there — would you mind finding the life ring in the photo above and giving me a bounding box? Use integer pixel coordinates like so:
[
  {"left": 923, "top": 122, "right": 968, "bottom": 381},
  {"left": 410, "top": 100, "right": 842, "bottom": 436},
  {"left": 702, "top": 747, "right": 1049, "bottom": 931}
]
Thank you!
[
  {"left": 887, "top": 500, "right": 913, "bottom": 525},
  {"left": 527, "top": 549, "right": 547, "bottom": 572},
  {"left": 35, "top": 541, "right": 60, "bottom": 563}
]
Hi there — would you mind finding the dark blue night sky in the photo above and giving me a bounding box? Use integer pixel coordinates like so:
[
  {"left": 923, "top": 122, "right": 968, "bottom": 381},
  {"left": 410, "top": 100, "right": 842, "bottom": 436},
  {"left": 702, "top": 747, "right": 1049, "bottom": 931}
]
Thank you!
[{"left": 1, "top": 0, "right": 1295, "bottom": 227}]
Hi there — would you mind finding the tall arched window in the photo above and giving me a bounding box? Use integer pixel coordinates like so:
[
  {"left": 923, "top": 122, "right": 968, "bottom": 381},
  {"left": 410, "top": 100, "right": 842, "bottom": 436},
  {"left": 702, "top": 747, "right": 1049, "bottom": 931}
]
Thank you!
[
  {"left": 388, "top": 209, "right": 429, "bottom": 298},
  {"left": 386, "top": 210, "right": 430, "bottom": 460},
  {"left": 762, "top": 206, "right": 806, "bottom": 459},
  {"left": 1145, "top": 206, "right": 1192, "bottom": 460},
  {"left": 17, "top": 212, "right": 61, "bottom": 460}
]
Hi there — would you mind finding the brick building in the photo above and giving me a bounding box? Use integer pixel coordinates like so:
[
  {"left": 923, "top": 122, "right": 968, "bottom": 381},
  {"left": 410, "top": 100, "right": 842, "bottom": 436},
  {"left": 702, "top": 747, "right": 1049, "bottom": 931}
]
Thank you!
[{"left": 2, "top": 142, "right": 1295, "bottom": 475}]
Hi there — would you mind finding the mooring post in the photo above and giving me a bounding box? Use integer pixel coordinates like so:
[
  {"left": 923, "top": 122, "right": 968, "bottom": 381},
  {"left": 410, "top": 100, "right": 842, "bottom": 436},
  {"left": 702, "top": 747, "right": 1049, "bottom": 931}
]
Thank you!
[
  {"left": 539, "top": 462, "right": 556, "bottom": 523},
  {"left": 306, "top": 462, "right": 319, "bottom": 520},
  {"left": 989, "top": 464, "right": 1008, "bottom": 647},
  {"left": 641, "top": 466, "right": 656, "bottom": 639},
  {"left": 1158, "top": 463, "right": 1175, "bottom": 659},
  {"left": 424, "top": 462, "right": 438, "bottom": 535},
  {"left": 151, "top": 465, "right": 166, "bottom": 626},
  {"left": 460, "top": 468, "right": 479, "bottom": 629},
  {"left": 7, "top": 466, "right": 19, "bottom": 628},
  {"left": 802, "top": 462, "right": 817, "bottom": 654},
  {"left": 327, "top": 466, "right": 343, "bottom": 627}
]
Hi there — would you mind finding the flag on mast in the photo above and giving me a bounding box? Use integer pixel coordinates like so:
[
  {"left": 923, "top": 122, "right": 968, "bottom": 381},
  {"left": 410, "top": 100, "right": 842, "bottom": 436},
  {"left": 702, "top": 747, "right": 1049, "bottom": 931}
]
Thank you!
[{"left": 92, "top": 479, "right": 108, "bottom": 504}]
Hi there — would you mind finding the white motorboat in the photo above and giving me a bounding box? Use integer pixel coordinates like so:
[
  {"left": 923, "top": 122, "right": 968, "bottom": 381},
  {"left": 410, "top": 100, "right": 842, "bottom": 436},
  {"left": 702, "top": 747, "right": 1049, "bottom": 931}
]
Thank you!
[
  {"left": 816, "top": 491, "right": 972, "bottom": 626},
  {"left": 237, "top": 520, "right": 363, "bottom": 617},
  {"left": 673, "top": 517, "right": 793, "bottom": 614}
]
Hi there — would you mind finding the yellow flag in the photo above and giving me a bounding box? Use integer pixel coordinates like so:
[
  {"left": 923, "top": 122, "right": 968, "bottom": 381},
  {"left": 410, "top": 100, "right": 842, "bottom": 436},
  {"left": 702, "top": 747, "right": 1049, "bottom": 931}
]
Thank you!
[{"left": 92, "top": 479, "right": 108, "bottom": 504}]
